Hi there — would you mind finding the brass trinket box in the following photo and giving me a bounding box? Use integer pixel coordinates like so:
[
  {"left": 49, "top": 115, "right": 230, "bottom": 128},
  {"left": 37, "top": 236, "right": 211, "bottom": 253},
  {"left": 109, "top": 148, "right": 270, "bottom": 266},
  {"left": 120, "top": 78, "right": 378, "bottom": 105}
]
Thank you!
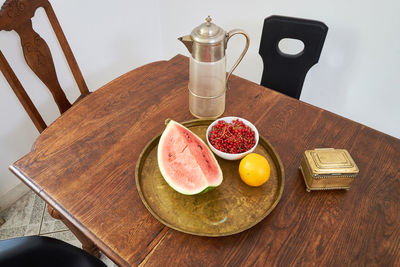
[{"left": 299, "top": 148, "right": 359, "bottom": 192}]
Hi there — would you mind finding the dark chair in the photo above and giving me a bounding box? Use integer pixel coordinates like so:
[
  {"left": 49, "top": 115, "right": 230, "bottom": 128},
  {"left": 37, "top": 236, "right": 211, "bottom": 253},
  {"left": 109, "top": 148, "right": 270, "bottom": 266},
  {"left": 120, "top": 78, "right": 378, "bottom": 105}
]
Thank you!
[
  {"left": 259, "top": 15, "right": 328, "bottom": 99},
  {"left": 0, "top": 0, "right": 100, "bottom": 257},
  {"left": 0, "top": 0, "right": 90, "bottom": 133},
  {"left": 0, "top": 236, "right": 106, "bottom": 267}
]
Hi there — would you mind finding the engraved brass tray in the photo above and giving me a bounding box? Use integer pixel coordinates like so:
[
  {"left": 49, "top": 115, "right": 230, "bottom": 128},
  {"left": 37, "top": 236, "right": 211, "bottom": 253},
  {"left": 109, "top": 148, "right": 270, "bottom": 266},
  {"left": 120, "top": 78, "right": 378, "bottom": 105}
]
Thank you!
[{"left": 135, "top": 119, "right": 284, "bottom": 237}]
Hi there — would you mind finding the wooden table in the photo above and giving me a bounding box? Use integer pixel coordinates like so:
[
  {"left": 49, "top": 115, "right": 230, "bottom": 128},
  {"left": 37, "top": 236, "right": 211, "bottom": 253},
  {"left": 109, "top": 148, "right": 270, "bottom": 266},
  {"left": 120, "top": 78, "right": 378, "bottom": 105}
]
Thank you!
[{"left": 9, "top": 55, "right": 400, "bottom": 266}]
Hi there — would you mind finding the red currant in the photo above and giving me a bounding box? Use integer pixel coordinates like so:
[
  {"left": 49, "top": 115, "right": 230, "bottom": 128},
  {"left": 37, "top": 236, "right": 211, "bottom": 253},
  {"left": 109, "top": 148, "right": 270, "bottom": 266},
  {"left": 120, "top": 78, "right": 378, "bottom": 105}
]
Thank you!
[{"left": 208, "top": 119, "right": 256, "bottom": 154}]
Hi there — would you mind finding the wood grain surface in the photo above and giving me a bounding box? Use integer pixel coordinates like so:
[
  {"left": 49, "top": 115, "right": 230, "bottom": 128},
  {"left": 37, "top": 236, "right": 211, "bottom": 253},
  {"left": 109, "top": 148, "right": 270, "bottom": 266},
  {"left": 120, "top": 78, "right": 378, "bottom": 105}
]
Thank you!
[{"left": 10, "top": 55, "right": 400, "bottom": 266}]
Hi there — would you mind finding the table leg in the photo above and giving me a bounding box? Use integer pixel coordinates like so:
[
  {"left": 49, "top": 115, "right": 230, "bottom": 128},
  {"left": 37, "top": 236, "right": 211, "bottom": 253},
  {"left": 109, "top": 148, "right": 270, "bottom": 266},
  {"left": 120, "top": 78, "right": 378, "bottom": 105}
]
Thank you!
[{"left": 47, "top": 205, "right": 100, "bottom": 258}]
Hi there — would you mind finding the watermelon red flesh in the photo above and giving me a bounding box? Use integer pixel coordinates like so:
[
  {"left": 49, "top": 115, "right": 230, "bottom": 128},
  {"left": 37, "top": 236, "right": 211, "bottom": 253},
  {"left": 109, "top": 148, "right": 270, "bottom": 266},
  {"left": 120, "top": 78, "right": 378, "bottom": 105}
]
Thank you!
[{"left": 157, "top": 120, "right": 223, "bottom": 195}]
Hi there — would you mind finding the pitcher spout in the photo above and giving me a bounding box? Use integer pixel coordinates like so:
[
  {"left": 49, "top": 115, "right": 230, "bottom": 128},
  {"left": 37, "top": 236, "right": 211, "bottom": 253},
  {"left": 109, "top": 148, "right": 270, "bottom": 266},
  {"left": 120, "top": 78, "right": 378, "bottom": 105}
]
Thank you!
[{"left": 178, "top": 35, "right": 193, "bottom": 54}]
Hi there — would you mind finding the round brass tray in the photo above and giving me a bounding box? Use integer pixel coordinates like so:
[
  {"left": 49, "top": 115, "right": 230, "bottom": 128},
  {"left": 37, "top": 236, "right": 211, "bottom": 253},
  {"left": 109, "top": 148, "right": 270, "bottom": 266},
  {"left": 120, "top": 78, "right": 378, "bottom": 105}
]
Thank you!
[{"left": 135, "top": 119, "right": 284, "bottom": 237}]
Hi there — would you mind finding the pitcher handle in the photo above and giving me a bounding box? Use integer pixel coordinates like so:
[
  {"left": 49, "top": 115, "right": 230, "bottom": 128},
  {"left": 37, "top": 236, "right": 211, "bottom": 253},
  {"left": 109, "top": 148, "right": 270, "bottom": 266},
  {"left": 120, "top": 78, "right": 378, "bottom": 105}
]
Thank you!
[{"left": 225, "top": 29, "right": 250, "bottom": 88}]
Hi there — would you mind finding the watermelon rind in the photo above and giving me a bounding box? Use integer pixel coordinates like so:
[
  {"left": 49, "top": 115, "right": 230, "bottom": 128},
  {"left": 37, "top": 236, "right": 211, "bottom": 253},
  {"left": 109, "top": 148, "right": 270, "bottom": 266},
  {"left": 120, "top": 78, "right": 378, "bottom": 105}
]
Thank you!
[{"left": 157, "top": 120, "right": 223, "bottom": 195}]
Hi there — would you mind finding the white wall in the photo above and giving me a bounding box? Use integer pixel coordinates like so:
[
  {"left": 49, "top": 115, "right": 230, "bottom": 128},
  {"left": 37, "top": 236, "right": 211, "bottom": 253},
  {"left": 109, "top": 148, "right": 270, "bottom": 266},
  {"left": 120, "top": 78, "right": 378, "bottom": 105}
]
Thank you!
[
  {"left": 160, "top": 0, "right": 400, "bottom": 138},
  {"left": 1, "top": 0, "right": 399, "bottom": 199},
  {"left": 0, "top": 0, "right": 163, "bottom": 198}
]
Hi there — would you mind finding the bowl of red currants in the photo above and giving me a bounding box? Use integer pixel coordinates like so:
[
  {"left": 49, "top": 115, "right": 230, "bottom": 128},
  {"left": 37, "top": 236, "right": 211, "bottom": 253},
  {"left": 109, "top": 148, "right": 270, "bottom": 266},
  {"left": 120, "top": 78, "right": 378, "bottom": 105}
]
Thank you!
[{"left": 206, "top": 116, "right": 259, "bottom": 160}]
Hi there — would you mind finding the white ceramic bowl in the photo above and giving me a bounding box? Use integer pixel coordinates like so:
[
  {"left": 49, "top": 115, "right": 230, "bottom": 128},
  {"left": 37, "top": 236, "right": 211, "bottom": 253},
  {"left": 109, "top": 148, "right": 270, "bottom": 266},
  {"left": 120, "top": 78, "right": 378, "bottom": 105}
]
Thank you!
[{"left": 206, "top": 116, "right": 259, "bottom": 161}]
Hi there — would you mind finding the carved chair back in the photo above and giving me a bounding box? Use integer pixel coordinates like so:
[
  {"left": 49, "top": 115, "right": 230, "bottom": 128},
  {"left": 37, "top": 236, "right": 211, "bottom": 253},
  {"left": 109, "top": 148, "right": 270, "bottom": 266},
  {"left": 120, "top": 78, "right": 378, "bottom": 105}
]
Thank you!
[{"left": 0, "top": 0, "right": 90, "bottom": 132}]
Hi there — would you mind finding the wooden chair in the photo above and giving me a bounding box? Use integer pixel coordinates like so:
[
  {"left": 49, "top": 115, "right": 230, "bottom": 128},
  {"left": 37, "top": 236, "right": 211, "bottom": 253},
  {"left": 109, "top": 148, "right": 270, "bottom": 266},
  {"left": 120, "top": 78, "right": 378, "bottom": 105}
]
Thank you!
[
  {"left": 0, "top": 0, "right": 98, "bottom": 257},
  {"left": 0, "top": 0, "right": 90, "bottom": 133},
  {"left": 259, "top": 15, "right": 328, "bottom": 99}
]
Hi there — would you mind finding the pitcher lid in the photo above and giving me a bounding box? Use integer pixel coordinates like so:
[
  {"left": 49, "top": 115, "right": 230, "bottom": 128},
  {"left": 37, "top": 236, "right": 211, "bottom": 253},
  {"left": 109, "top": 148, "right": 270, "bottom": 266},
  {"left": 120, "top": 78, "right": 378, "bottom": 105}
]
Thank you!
[{"left": 191, "top": 16, "right": 226, "bottom": 44}]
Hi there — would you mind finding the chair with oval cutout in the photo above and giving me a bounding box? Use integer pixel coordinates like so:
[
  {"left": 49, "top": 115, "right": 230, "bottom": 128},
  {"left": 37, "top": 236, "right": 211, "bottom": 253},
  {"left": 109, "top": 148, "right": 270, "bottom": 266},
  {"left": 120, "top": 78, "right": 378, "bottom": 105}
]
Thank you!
[{"left": 259, "top": 15, "right": 328, "bottom": 99}]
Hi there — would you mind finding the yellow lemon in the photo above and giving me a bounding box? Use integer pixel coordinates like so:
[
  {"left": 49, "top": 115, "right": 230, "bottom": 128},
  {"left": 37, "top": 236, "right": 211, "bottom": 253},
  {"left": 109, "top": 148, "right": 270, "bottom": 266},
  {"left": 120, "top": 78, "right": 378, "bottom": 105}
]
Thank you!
[{"left": 239, "top": 153, "right": 270, "bottom": 187}]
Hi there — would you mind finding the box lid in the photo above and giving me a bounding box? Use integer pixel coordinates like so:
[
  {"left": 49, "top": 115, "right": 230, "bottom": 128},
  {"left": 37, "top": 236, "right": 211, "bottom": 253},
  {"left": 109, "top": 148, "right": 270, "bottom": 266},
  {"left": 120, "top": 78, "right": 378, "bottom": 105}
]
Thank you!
[{"left": 304, "top": 148, "right": 359, "bottom": 176}]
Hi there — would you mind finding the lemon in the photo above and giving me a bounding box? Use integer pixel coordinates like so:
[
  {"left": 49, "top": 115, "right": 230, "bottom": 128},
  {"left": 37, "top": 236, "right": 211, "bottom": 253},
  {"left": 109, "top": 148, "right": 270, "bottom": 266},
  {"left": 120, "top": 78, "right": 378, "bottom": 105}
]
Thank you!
[{"left": 239, "top": 153, "right": 270, "bottom": 187}]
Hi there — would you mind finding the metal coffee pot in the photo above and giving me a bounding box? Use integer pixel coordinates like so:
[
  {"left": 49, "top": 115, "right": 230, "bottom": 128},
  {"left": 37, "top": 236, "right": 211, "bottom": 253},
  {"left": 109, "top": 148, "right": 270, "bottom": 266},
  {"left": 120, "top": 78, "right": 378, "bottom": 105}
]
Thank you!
[{"left": 179, "top": 16, "right": 249, "bottom": 119}]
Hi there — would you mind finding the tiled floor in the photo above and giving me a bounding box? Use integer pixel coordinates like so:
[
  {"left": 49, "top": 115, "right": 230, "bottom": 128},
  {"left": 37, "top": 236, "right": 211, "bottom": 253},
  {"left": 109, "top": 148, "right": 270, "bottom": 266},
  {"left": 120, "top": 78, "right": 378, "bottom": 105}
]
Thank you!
[{"left": 0, "top": 191, "right": 117, "bottom": 266}]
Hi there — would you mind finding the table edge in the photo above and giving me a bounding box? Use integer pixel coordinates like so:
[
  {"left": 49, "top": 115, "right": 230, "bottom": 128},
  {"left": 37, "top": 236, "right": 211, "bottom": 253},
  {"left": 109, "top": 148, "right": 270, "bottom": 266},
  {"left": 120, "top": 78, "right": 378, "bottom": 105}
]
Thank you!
[{"left": 9, "top": 159, "right": 130, "bottom": 267}]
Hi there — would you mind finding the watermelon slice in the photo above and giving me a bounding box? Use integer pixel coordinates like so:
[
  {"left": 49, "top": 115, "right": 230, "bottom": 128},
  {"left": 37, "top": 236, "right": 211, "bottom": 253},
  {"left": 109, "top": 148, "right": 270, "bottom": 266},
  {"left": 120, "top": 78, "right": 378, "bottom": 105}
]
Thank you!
[{"left": 157, "top": 120, "right": 223, "bottom": 195}]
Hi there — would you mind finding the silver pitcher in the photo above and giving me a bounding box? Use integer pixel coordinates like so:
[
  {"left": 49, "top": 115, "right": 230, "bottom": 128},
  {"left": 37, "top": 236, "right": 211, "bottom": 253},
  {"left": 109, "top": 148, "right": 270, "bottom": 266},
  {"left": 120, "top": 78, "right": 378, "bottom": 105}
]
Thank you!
[{"left": 179, "top": 16, "right": 250, "bottom": 119}]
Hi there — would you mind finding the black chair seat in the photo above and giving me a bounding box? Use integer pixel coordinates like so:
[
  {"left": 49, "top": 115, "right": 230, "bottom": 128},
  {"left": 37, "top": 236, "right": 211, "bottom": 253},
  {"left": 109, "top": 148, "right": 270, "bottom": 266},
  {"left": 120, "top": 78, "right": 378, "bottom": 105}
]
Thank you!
[{"left": 0, "top": 236, "right": 106, "bottom": 267}]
